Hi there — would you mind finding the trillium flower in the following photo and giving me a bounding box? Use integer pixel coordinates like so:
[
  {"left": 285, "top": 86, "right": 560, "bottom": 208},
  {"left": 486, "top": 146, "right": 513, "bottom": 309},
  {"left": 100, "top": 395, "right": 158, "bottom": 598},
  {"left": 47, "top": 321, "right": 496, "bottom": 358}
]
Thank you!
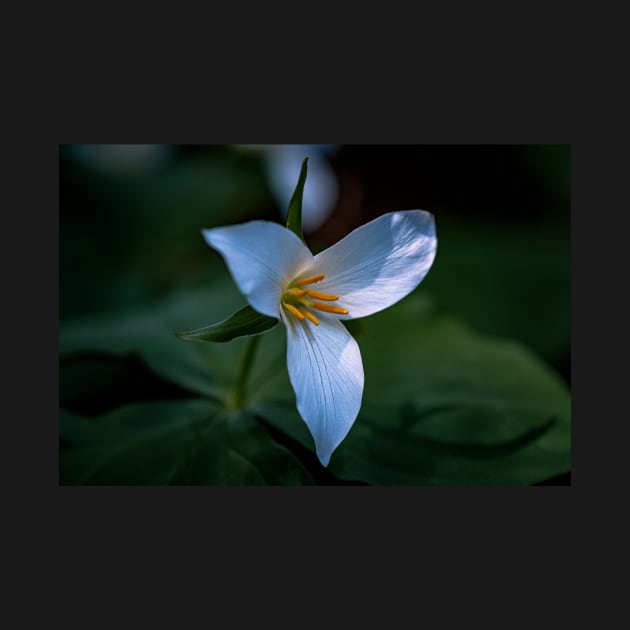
[{"left": 202, "top": 210, "right": 437, "bottom": 466}]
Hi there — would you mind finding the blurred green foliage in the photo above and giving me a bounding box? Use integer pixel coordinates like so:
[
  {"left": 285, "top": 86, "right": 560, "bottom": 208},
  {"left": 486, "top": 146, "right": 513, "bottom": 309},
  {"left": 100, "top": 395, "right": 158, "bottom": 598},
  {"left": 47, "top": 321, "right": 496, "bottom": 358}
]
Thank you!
[{"left": 59, "top": 144, "right": 570, "bottom": 485}]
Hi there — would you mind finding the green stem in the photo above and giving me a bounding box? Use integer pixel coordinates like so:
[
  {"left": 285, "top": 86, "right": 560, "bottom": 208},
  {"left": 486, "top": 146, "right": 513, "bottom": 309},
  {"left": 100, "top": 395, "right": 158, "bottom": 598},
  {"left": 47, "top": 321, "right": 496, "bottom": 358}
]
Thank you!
[{"left": 232, "top": 334, "right": 261, "bottom": 408}]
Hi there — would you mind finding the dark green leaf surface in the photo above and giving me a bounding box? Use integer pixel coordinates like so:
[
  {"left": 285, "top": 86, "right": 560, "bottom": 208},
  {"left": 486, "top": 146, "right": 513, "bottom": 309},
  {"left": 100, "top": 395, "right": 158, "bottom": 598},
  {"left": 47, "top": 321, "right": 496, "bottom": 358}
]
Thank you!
[
  {"left": 59, "top": 286, "right": 570, "bottom": 485},
  {"left": 420, "top": 216, "right": 570, "bottom": 364},
  {"left": 60, "top": 400, "right": 314, "bottom": 485},
  {"left": 176, "top": 305, "right": 277, "bottom": 343},
  {"left": 285, "top": 157, "right": 308, "bottom": 241},
  {"left": 255, "top": 296, "right": 571, "bottom": 485},
  {"left": 60, "top": 282, "right": 246, "bottom": 399},
  {"left": 59, "top": 283, "right": 289, "bottom": 405}
]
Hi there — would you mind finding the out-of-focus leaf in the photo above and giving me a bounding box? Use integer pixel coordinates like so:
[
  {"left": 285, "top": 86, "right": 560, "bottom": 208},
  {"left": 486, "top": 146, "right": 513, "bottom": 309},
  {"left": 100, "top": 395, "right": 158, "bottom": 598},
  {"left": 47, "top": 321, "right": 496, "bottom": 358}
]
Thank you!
[
  {"left": 59, "top": 282, "right": 288, "bottom": 404},
  {"left": 60, "top": 400, "right": 314, "bottom": 485},
  {"left": 420, "top": 216, "right": 570, "bottom": 365},
  {"left": 176, "top": 305, "right": 278, "bottom": 343},
  {"left": 59, "top": 274, "right": 570, "bottom": 485},
  {"left": 255, "top": 295, "right": 571, "bottom": 485}
]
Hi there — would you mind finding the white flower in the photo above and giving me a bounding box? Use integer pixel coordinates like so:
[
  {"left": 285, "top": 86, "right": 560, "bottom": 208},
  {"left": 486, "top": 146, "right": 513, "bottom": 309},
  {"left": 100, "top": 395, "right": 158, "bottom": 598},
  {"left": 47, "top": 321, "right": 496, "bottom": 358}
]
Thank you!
[{"left": 202, "top": 210, "right": 437, "bottom": 466}]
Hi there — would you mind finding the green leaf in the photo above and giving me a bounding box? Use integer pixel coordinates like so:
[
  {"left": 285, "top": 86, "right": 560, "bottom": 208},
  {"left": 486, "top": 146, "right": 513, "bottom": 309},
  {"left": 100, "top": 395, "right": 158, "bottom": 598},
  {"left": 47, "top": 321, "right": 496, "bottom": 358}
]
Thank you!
[
  {"left": 59, "top": 283, "right": 289, "bottom": 403},
  {"left": 420, "top": 215, "right": 570, "bottom": 364},
  {"left": 59, "top": 275, "right": 570, "bottom": 485},
  {"left": 176, "top": 305, "right": 277, "bottom": 343},
  {"left": 285, "top": 156, "right": 308, "bottom": 241},
  {"left": 255, "top": 296, "right": 571, "bottom": 485},
  {"left": 59, "top": 282, "right": 232, "bottom": 399},
  {"left": 60, "top": 400, "right": 314, "bottom": 485}
]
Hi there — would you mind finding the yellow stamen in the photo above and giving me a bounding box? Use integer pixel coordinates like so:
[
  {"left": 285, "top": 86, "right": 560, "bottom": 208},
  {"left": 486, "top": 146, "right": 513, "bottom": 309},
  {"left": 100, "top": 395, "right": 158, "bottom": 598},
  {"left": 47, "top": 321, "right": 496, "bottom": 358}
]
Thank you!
[
  {"left": 297, "top": 273, "right": 326, "bottom": 285},
  {"left": 311, "top": 302, "right": 349, "bottom": 315},
  {"left": 299, "top": 308, "right": 320, "bottom": 326},
  {"left": 283, "top": 302, "right": 305, "bottom": 320},
  {"left": 287, "top": 288, "right": 307, "bottom": 297},
  {"left": 305, "top": 289, "right": 339, "bottom": 301}
]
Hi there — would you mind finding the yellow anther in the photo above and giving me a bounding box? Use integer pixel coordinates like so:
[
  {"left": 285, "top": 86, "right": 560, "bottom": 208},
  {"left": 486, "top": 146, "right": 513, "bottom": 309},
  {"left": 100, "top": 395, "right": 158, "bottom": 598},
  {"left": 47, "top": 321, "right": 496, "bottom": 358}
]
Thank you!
[
  {"left": 283, "top": 302, "right": 305, "bottom": 320},
  {"left": 281, "top": 272, "right": 347, "bottom": 327},
  {"left": 300, "top": 308, "right": 320, "bottom": 326},
  {"left": 305, "top": 289, "right": 339, "bottom": 301},
  {"left": 296, "top": 273, "right": 326, "bottom": 285},
  {"left": 311, "top": 302, "right": 349, "bottom": 315},
  {"left": 287, "top": 288, "right": 307, "bottom": 297}
]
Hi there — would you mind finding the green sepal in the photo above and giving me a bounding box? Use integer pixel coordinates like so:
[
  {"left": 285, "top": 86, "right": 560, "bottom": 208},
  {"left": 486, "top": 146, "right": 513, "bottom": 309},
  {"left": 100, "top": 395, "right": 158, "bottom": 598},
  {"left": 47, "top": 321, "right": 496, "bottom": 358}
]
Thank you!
[
  {"left": 176, "top": 305, "right": 278, "bottom": 343},
  {"left": 285, "top": 156, "right": 308, "bottom": 241}
]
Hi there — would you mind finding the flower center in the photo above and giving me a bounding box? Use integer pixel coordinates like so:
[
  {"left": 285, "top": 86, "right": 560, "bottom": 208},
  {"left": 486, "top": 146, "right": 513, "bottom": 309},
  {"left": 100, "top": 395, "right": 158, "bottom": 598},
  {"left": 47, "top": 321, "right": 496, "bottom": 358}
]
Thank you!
[{"left": 281, "top": 273, "right": 349, "bottom": 326}]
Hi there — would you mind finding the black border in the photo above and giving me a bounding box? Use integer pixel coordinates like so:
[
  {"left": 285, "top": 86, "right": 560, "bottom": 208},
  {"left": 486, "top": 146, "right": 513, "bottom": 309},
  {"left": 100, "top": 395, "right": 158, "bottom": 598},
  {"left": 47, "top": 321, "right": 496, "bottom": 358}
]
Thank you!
[{"left": 17, "top": 27, "right": 612, "bottom": 611}]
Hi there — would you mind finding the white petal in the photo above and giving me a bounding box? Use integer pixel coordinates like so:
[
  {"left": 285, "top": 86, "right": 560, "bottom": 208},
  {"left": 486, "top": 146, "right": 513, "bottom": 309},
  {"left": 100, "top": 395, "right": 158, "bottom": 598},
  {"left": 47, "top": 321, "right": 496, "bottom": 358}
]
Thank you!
[
  {"left": 283, "top": 312, "right": 364, "bottom": 467},
  {"left": 312, "top": 210, "right": 437, "bottom": 319},
  {"left": 202, "top": 221, "right": 314, "bottom": 318}
]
